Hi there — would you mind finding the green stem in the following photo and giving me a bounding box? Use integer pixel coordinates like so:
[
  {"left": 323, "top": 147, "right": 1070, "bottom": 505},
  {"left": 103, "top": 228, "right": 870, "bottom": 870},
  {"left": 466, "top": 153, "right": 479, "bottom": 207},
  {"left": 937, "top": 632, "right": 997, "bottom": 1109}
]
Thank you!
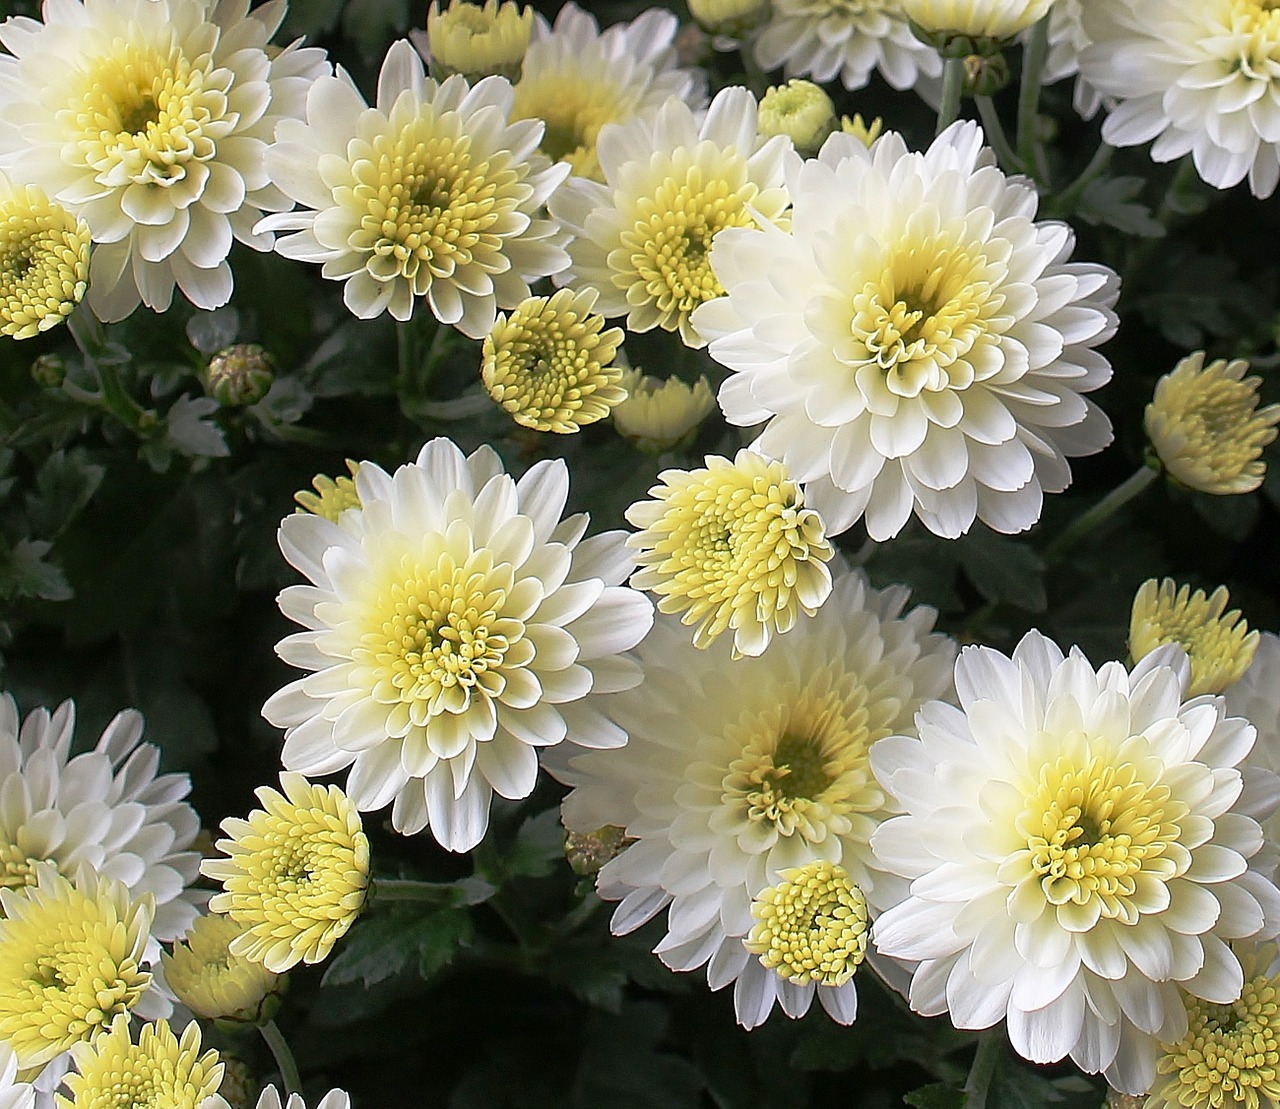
[
  {"left": 1051, "top": 142, "right": 1113, "bottom": 214},
  {"left": 962, "top": 1030, "right": 1003, "bottom": 1107},
  {"left": 973, "top": 96, "right": 1021, "bottom": 173},
  {"left": 1042, "top": 464, "right": 1160, "bottom": 563},
  {"left": 370, "top": 878, "right": 454, "bottom": 903},
  {"left": 1016, "top": 14, "right": 1051, "bottom": 181},
  {"left": 259, "top": 1020, "right": 302, "bottom": 1100},
  {"left": 66, "top": 305, "right": 150, "bottom": 432},
  {"left": 936, "top": 57, "right": 965, "bottom": 135}
]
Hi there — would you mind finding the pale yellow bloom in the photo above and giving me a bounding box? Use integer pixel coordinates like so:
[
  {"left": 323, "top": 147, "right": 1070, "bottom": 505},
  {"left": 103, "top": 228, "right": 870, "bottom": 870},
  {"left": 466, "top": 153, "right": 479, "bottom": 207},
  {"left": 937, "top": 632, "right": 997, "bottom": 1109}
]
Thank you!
[
  {"left": 1129, "top": 578, "right": 1258, "bottom": 697},
  {"left": 1145, "top": 351, "right": 1280, "bottom": 495},
  {"left": 0, "top": 174, "right": 89, "bottom": 340},
  {"left": 904, "top": 0, "right": 1056, "bottom": 43},
  {"left": 58, "top": 1015, "right": 227, "bottom": 1109},
  {"left": 482, "top": 287, "right": 626, "bottom": 433},
  {"left": 202, "top": 774, "right": 370, "bottom": 974},
  {"left": 294, "top": 461, "right": 361, "bottom": 523},
  {"left": 758, "top": 80, "right": 838, "bottom": 155},
  {"left": 744, "top": 860, "right": 868, "bottom": 986},
  {"left": 422, "top": 0, "right": 533, "bottom": 81},
  {"left": 162, "top": 913, "right": 283, "bottom": 1024},
  {"left": 687, "top": 0, "right": 770, "bottom": 37},
  {"left": 611, "top": 369, "right": 716, "bottom": 452},
  {"left": 626, "top": 450, "right": 834, "bottom": 657}
]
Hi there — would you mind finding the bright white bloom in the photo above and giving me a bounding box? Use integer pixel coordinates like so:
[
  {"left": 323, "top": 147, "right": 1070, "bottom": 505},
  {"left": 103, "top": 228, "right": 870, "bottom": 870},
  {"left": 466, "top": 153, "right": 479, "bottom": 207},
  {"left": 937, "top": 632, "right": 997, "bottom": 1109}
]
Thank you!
[
  {"left": 1226, "top": 631, "right": 1280, "bottom": 884},
  {"left": 0, "top": 0, "right": 328, "bottom": 321},
  {"left": 262, "top": 437, "right": 654, "bottom": 853},
  {"left": 694, "top": 122, "right": 1119, "bottom": 540},
  {"left": 511, "top": 2, "right": 707, "bottom": 181},
  {"left": 0, "top": 1045, "right": 32, "bottom": 1109},
  {"left": 258, "top": 40, "right": 569, "bottom": 337},
  {"left": 550, "top": 87, "right": 792, "bottom": 349},
  {"left": 1028, "top": 0, "right": 1101, "bottom": 120},
  {"left": 255, "top": 1087, "right": 350, "bottom": 1109},
  {"left": 871, "top": 631, "right": 1280, "bottom": 1094},
  {"left": 753, "top": 0, "right": 942, "bottom": 94},
  {"left": 1081, "top": 0, "right": 1280, "bottom": 198},
  {"left": 558, "top": 568, "right": 956, "bottom": 1029},
  {"left": 0, "top": 696, "right": 202, "bottom": 945}
]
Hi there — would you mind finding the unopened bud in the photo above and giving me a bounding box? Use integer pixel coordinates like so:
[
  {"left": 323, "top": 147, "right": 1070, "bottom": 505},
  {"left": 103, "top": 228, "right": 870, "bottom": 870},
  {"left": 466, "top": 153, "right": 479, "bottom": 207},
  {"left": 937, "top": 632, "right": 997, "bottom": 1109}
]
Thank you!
[
  {"left": 758, "top": 80, "right": 839, "bottom": 156},
  {"left": 30, "top": 353, "right": 66, "bottom": 388},
  {"left": 203, "top": 343, "right": 275, "bottom": 407}
]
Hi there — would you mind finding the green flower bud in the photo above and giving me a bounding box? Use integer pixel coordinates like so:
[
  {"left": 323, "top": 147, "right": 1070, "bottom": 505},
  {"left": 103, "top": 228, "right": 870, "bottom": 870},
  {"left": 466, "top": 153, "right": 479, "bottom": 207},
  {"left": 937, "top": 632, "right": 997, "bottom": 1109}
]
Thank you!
[
  {"left": 203, "top": 343, "right": 275, "bottom": 407},
  {"left": 30, "top": 352, "right": 66, "bottom": 388}
]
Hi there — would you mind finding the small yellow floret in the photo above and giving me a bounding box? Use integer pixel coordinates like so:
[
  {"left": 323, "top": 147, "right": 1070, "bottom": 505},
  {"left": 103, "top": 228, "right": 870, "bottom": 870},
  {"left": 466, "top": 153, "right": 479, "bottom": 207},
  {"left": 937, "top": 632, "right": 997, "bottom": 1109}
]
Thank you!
[
  {"left": 58, "top": 1014, "right": 225, "bottom": 1109},
  {"left": 162, "top": 912, "right": 283, "bottom": 1024},
  {"left": 758, "top": 80, "right": 838, "bottom": 155},
  {"left": 686, "top": 0, "right": 771, "bottom": 37},
  {"left": 1130, "top": 578, "right": 1259, "bottom": 696},
  {"left": 426, "top": 0, "right": 533, "bottom": 82},
  {"left": 0, "top": 175, "right": 90, "bottom": 340},
  {"left": 744, "top": 860, "right": 868, "bottom": 986},
  {"left": 1145, "top": 351, "right": 1280, "bottom": 495},
  {"left": 841, "top": 113, "right": 884, "bottom": 147},
  {"left": 295, "top": 461, "right": 362, "bottom": 523},
  {"left": 611, "top": 368, "right": 716, "bottom": 452},
  {"left": 482, "top": 287, "right": 627, "bottom": 433},
  {"left": 626, "top": 450, "right": 834, "bottom": 657},
  {"left": 201, "top": 773, "right": 370, "bottom": 974}
]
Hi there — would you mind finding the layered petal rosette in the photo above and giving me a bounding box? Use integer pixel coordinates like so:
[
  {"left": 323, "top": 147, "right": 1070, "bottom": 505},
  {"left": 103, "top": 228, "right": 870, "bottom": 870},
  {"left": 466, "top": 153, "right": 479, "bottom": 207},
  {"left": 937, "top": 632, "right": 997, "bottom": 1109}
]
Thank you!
[
  {"left": 263, "top": 438, "right": 654, "bottom": 853},
  {"left": 871, "top": 632, "right": 1280, "bottom": 1093},
  {"left": 558, "top": 568, "right": 956, "bottom": 1029},
  {"left": 693, "top": 122, "right": 1119, "bottom": 540}
]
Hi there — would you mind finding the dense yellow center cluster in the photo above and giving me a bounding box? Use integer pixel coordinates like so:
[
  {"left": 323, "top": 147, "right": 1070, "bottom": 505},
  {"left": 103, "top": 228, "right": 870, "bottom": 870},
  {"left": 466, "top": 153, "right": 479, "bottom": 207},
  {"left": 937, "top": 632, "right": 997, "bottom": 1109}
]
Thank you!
[
  {"left": 744, "top": 860, "right": 868, "bottom": 986},
  {"left": 428, "top": 0, "right": 533, "bottom": 82},
  {"left": 1019, "top": 754, "right": 1187, "bottom": 924},
  {"left": 512, "top": 74, "right": 628, "bottom": 180},
  {"left": 163, "top": 913, "right": 281, "bottom": 1023},
  {"left": 1235, "top": 0, "right": 1280, "bottom": 74},
  {"left": 295, "top": 461, "right": 362, "bottom": 523},
  {"left": 482, "top": 288, "right": 627, "bottom": 432},
  {"left": 0, "top": 185, "right": 90, "bottom": 340}
]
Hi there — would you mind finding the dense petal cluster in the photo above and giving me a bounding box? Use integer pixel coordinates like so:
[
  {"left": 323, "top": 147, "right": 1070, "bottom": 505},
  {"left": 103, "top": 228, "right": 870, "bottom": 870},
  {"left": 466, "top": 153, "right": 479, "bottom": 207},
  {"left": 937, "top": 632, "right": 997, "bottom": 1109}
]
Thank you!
[
  {"left": 550, "top": 87, "right": 793, "bottom": 348},
  {"left": 694, "top": 122, "right": 1119, "bottom": 540},
  {"left": 0, "top": 172, "right": 89, "bottom": 339},
  {"left": 871, "top": 632, "right": 1280, "bottom": 1093},
  {"left": 162, "top": 912, "right": 283, "bottom": 1023},
  {"left": 263, "top": 438, "right": 654, "bottom": 852},
  {"left": 0, "top": 0, "right": 328, "bottom": 321},
  {"left": 611, "top": 369, "right": 716, "bottom": 452},
  {"left": 559, "top": 568, "right": 956, "bottom": 1029},
  {"left": 418, "top": 0, "right": 533, "bottom": 82},
  {"left": 258, "top": 41, "right": 569, "bottom": 336}
]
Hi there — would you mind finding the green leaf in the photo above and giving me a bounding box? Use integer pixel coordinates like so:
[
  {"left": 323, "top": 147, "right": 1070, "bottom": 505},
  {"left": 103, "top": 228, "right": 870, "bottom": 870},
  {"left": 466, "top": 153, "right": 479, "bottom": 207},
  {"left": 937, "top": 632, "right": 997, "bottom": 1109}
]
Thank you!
[
  {"left": 904, "top": 1085, "right": 965, "bottom": 1109},
  {"left": 572, "top": 1001, "right": 705, "bottom": 1109},
  {"left": 322, "top": 905, "right": 473, "bottom": 989},
  {"left": 506, "top": 808, "right": 567, "bottom": 880},
  {"left": 25, "top": 450, "right": 106, "bottom": 541},
  {"left": 2, "top": 539, "right": 71, "bottom": 602},
  {"left": 1077, "top": 176, "right": 1166, "bottom": 238},
  {"left": 958, "top": 530, "right": 1047, "bottom": 613}
]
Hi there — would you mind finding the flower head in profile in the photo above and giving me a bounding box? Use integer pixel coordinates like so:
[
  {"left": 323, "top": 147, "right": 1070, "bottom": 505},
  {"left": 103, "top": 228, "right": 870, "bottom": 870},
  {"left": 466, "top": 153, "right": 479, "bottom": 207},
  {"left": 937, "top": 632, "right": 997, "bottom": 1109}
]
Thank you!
[
  {"left": 0, "top": 866, "right": 153, "bottom": 1070},
  {"left": 510, "top": 2, "right": 706, "bottom": 181},
  {"left": 558, "top": 567, "right": 956, "bottom": 1029},
  {"left": 416, "top": 0, "right": 533, "bottom": 82},
  {"left": 694, "top": 122, "right": 1119, "bottom": 540},
  {"left": 295, "top": 461, "right": 362, "bottom": 523},
  {"left": 162, "top": 912, "right": 284, "bottom": 1024},
  {"left": 688, "top": 0, "right": 771, "bottom": 38},
  {"left": 1026, "top": 0, "right": 1101, "bottom": 120},
  {"left": 550, "top": 87, "right": 793, "bottom": 349},
  {"left": 626, "top": 450, "right": 834, "bottom": 658},
  {"left": 482, "top": 287, "right": 627, "bottom": 433},
  {"left": 59, "top": 1015, "right": 227, "bottom": 1109},
  {"left": 0, "top": 173, "right": 89, "bottom": 340},
  {"left": 611, "top": 369, "right": 716, "bottom": 453},
  {"left": 1081, "top": 0, "right": 1280, "bottom": 197},
  {"left": 1130, "top": 579, "right": 1259, "bottom": 697},
  {"left": 258, "top": 41, "right": 569, "bottom": 337},
  {"left": 255, "top": 1087, "right": 350, "bottom": 1109},
  {"left": 871, "top": 631, "right": 1280, "bottom": 1094},
  {"left": 1145, "top": 351, "right": 1280, "bottom": 496},
  {"left": 262, "top": 437, "right": 654, "bottom": 852},
  {"left": 0, "top": 0, "right": 329, "bottom": 321},
  {"left": 903, "top": 0, "right": 1055, "bottom": 47},
  {"left": 202, "top": 774, "right": 369, "bottom": 974}
]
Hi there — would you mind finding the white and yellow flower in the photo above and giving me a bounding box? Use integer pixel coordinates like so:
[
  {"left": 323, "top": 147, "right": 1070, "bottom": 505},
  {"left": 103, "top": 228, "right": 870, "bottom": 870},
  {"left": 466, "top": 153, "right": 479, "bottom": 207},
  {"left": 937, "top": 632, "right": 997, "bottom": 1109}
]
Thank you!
[
  {"left": 417, "top": 0, "right": 533, "bottom": 82},
  {"left": 262, "top": 437, "right": 654, "bottom": 852},
  {"left": 611, "top": 369, "right": 716, "bottom": 452},
  {"left": 162, "top": 912, "right": 284, "bottom": 1023},
  {"left": 550, "top": 86, "right": 792, "bottom": 349},
  {"left": 871, "top": 631, "right": 1280, "bottom": 1094},
  {"left": 0, "top": 0, "right": 329, "bottom": 321},
  {"left": 254, "top": 1088, "right": 350, "bottom": 1109},
  {"left": 693, "top": 122, "right": 1119, "bottom": 540},
  {"left": 258, "top": 40, "right": 568, "bottom": 337},
  {"left": 558, "top": 567, "right": 956, "bottom": 1029}
]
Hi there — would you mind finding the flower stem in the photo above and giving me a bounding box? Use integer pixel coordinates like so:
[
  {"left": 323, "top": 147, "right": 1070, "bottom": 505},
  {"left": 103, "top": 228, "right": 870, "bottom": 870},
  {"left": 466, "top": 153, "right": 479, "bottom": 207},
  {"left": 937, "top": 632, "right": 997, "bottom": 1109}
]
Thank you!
[
  {"left": 369, "top": 878, "right": 453, "bottom": 903},
  {"left": 936, "top": 57, "right": 965, "bottom": 135},
  {"left": 260, "top": 1019, "right": 302, "bottom": 1100},
  {"left": 1050, "top": 142, "right": 1113, "bottom": 214},
  {"left": 1042, "top": 464, "right": 1161, "bottom": 563},
  {"left": 973, "top": 95, "right": 1021, "bottom": 173},
  {"left": 961, "top": 1030, "right": 1003, "bottom": 1107},
  {"left": 66, "top": 305, "right": 150, "bottom": 432},
  {"left": 1016, "top": 14, "right": 1051, "bottom": 181}
]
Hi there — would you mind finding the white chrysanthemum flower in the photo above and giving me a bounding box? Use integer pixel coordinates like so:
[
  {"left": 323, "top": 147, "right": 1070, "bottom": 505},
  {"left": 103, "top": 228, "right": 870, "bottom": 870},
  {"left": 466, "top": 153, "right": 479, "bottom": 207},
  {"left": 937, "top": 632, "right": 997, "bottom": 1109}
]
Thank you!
[
  {"left": 693, "top": 122, "right": 1119, "bottom": 540},
  {"left": 1027, "top": 0, "right": 1101, "bottom": 120},
  {"left": 753, "top": 0, "right": 942, "bottom": 94},
  {"left": 0, "top": 0, "right": 329, "bottom": 322},
  {"left": 257, "top": 40, "right": 569, "bottom": 337},
  {"left": 511, "top": 2, "right": 707, "bottom": 181},
  {"left": 255, "top": 1087, "right": 350, "bottom": 1109},
  {"left": 871, "top": 631, "right": 1280, "bottom": 1094},
  {"left": 262, "top": 437, "right": 654, "bottom": 853},
  {"left": 1226, "top": 631, "right": 1280, "bottom": 884},
  {"left": 549, "top": 87, "right": 792, "bottom": 349},
  {"left": 557, "top": 567, "right": 956, "bottom": 1029},
  {"left": 0, "top": 696, "right": 202, "bottom": 945},
  {"left": 1080, "top": 0, "right": 1280, "bottom": 198}
]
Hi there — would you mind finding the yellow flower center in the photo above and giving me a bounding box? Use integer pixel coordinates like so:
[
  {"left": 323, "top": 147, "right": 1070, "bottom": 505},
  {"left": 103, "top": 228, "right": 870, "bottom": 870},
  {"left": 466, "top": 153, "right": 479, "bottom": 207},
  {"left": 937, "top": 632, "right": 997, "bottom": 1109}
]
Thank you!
[
  {"left": 512, "top": 75, "right": 628, "bottom": 180},
  {"left": 744, "top": 860, "right": 869, "bottom": 986},
  {"left": 1019, "top": 754, "right": 1189, "bottom": 923},
  {"left": 66, "top": 40, "right": 230, "bottom": 188},
  {"left": 354, "top": 546, "right": 528, "bottom": 722},
  {"left": 1235, "top": 0, "right": 1280, "bottom": 75},
  {"left": 0, "top": 186, "right": 91, "bottom": 340}
]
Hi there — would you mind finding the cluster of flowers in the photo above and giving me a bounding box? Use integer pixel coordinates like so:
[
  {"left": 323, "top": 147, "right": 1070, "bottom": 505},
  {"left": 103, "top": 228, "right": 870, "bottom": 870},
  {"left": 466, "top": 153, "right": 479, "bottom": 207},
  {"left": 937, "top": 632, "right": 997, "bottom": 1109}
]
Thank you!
[{"left": 3, "top": 0, "right": 1280, "bottom": 1106}]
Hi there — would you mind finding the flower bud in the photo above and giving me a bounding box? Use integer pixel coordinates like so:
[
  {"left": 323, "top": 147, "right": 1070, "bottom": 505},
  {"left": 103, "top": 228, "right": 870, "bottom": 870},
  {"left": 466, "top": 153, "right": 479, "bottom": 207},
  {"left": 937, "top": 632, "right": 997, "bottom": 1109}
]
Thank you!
[
  {"left": 686, "top": 0, "right": 771, "bottom": 38},
  {"left": 203, "top": 343, "right": 275, "bottom": 407},
  {"left": 758, "top": 80, "right": 839, "bottom": 156}
]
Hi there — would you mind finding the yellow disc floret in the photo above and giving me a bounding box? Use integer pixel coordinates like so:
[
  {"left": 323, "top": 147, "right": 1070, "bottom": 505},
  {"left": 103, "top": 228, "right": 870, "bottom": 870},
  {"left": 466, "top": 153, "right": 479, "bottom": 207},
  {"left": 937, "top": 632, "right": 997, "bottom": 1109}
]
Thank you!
[
  {"left": 426, "top": 0, "right": 534, "bottom": 82},
  {"left": 1145, "top": 351, "right": 1280, "bottom": 495},
  {"left": 202, "top": 774, "right": 370, "bottom": 974},
  {"left": 482, "top": 287, "right": 627, "bottom": 433},
  {"left": 162, "top": 912, "right": 283, "bottom": 1024},
  {"left": 1129, "top": 578, "right": 1259, "bottom": 696},
  {"left": 744, "top": 860, "right": 869, "bottom": 986},
  {"left": 0, "top": 175, "right": 90, "bottom": 340},
  {"left": 295, "top": 461, "right": 362, "bottom": 523}
]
